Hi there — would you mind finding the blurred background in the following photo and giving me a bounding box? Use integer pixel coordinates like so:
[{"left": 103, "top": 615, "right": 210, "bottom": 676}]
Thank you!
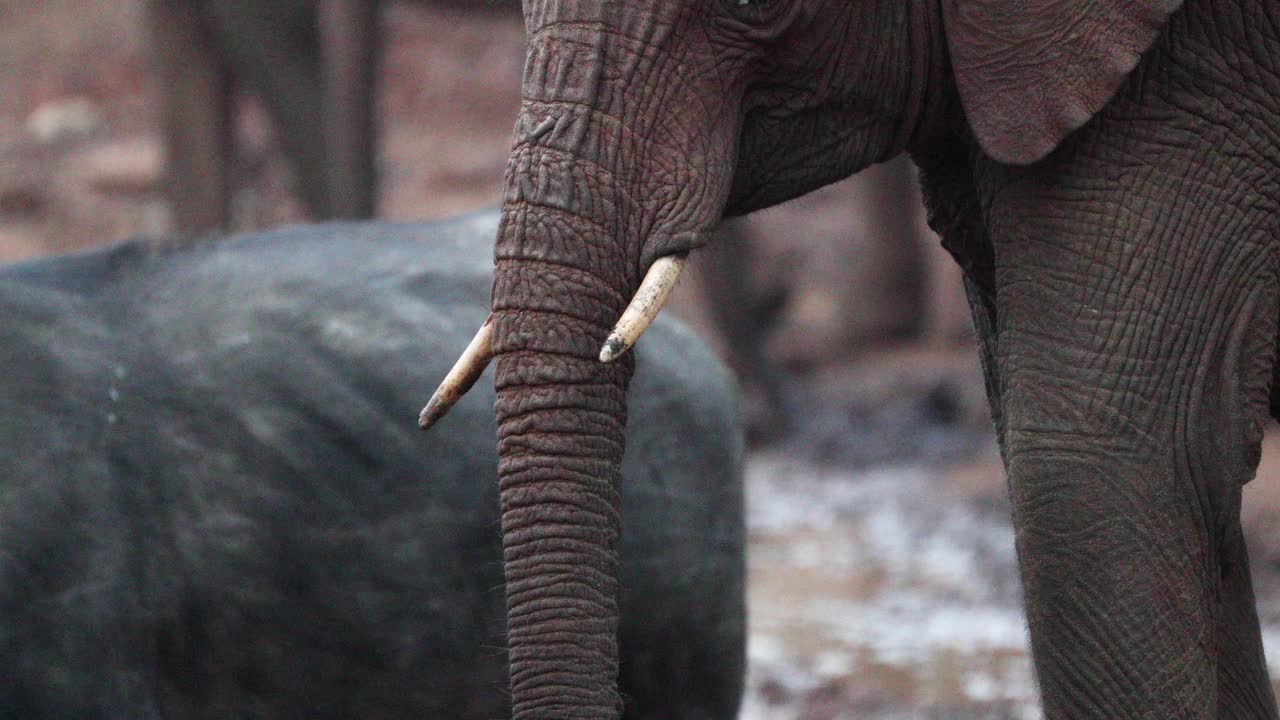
[{"left": 6, "top": 2, "right": 1280, "bottom": 718}]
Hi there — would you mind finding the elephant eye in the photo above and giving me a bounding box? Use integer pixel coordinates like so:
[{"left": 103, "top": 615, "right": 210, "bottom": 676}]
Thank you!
[{"left": 725, "top": 0, "right": 785, "bottom": 24}]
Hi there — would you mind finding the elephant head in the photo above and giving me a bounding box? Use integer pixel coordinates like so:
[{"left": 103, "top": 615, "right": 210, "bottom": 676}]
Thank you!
[{"left": 423, "top": 0, "right": 1189, "bottom": 716}]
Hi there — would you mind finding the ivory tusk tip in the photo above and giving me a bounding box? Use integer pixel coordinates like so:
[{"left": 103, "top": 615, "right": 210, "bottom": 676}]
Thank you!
[
  {"left": 417, "top": 381, "right": 468, "bottom": 425},
  {"left": 598, "top": 253, "right": 688, "bottom": 364},
  {"left": 599, "top": 336, "right": 630, "bottom": 363},
  {"left": 417, "top": 390, "right": 454, "bottom": 431},
  {"left": 418, "top": 315, "right": 496, "bottom": 431}
]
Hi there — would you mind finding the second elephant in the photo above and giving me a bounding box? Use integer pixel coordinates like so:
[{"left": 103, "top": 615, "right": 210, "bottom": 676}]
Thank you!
[{"left": 0, "top": 211, "right": 745, "bottom": 719}]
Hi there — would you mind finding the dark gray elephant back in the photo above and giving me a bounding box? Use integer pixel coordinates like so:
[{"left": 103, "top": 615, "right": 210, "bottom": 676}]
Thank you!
[{"left": 0, "top": 212, "right": 744, "bottom": 719}]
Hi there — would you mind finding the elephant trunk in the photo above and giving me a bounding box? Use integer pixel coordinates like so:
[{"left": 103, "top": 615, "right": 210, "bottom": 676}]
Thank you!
[
  {"left": 488, "top": 82, "right": 644, "bottom": 715},
  {"left": 423, "top": 13, "right": 705, "bottom": 715},
  {"left": 491, "top": 220, "right": 633, "bottom": 717},
  {"left": 491, "top": 275, "right": 631, "bottom": 719}
]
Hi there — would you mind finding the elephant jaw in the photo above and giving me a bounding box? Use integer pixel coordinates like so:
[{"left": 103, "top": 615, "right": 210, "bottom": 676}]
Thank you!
[{"left": 419, "top": 253, "right": 688, "bottom": 429}]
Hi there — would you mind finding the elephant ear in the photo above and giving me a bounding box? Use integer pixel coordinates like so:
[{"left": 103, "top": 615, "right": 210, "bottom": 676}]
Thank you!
[{"left": 943, "top": 0, "right": 1183, "bottom": 164}]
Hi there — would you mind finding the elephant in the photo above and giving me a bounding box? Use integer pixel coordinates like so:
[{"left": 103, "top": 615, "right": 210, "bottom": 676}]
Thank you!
[
  {"left": 146, "top": 0, "right": 517, "bottom": 233},
  {"left": 148, "top": 0, "right": 942, "bottom": 447},
  {"left": 0, "top": 211, "right": 745, "bottom": 719},
  {"left": 421, "top": 0, "right": 1280, "bottom": 717}
]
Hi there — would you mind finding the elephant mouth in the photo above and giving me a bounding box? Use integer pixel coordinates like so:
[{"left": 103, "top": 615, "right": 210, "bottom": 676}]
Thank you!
[{"left": 418, "top": 251, "right": 689, "bottom": 429}]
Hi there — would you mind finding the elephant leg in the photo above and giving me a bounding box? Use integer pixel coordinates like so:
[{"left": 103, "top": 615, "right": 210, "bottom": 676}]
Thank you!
[
  {"left": 856, "top": 155, "right": 929, "bottom": 339},
  {"left": 1215, "top": 512, "right": 1277, "bottom": 716},
  {"left": 147, "top": 0, "right": 234, "bottom": 235},
  {"left": 1270, "top": 324, "right": 1280, "bottom": 422},
  {"left": 695, "top": 219, "right": 799, "bottom": 441},
  {"left": 985, "top": 157, "right": 1279, "bottom": 719},
  {"left": 317, "top": 0, "right": 381, "bottom": 219},
  {"left": 962, "top": 274, "right": 1004, "bottom": 455},
  {"left": 201, "top": 0, "right": 333, "bottom": 218}
]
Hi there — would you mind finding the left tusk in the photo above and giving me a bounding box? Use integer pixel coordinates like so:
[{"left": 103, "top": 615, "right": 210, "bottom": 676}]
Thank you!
[
  {"left": 419, "top": 315, "right": 495, "bottom": 430},
  {"left": 599, "top": 254, "right": 687, "bottom": 363}
]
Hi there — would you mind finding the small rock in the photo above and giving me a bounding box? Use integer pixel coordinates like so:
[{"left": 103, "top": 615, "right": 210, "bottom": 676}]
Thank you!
[{"left": 26, "top": 96, "right": 104, "bottom": 144}]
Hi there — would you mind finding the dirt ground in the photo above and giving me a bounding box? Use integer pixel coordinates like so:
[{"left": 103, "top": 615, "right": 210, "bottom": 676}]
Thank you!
[{"left": 7, "top": 2, "right": 1280, "bottom": 718}]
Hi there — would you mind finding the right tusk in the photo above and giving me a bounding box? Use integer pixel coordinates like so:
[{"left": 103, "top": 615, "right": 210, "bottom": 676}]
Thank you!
[
  {"left": 418, "top": 315, "right": 495, "bottom": 430},
  {"left": 599, "top": 254, "right": 687, "bottom": 363}
]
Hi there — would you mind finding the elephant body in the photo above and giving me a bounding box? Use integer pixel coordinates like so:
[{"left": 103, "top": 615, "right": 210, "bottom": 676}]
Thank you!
[
  {"left": 0, "top": 211, "right": 745, "bottom": 719},
  {"left": 448, "top": 0, "right": 1280, "bottom": 716}
]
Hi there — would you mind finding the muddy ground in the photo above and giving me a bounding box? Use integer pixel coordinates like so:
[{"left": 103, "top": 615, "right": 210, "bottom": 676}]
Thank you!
[
  {"left": 7, "top": 2, "right": 1280, "bottom": 718},
  {"left": 737, "top": 352, "right": 1280, "bottom": 719}
]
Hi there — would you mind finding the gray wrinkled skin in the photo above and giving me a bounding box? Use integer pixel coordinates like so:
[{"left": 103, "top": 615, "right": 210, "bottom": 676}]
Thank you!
[
  {"left": 0, "top": 210, "right": 745, "bottom": 720},
  {"left": 482, "top": 0, "right": 1280, "bottom": 715}
]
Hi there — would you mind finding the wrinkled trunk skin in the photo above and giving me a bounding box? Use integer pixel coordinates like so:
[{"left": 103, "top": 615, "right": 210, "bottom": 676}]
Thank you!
[
  {"left": 488, "top": 0, "right": 736, "bottom": 711},
  {"left": 489, "top": 21, "right": 645, "bottom": 718},
  {"left": 491, "top": 172, "right": 633, "bottom": 720}
]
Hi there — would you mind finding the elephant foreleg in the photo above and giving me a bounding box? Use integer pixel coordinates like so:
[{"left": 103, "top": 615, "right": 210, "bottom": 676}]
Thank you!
[
  {"left": 985, "top": 154, "right": 1279, "bottom": 719},
  {"left": 695, "top": 219, "right": 800, "bottom": 441},
  {"left": 1269, "top": 319, "right": 1280, "bottom": 423},
  {"left": 202, "top": 0, "right": 333, "bottom": 219},
  {"left": 1214, "top": 514, "right": 1276, "bottom": 717},
  {"left": 317, "top": 0, "right": 381, "bottom": 218},
  {"left": 147, "top": 0, "right": 234, "bottom": 235}
]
